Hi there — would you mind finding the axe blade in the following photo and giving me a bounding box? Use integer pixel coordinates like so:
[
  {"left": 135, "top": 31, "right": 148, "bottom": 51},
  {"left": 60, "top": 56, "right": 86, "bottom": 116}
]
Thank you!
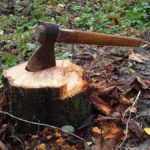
[
  {"left": 25, "top": 22, "right": 59, "bottom": 72},
  {"left": 25, "top": 45, "right": 56, "bottom": 72}
]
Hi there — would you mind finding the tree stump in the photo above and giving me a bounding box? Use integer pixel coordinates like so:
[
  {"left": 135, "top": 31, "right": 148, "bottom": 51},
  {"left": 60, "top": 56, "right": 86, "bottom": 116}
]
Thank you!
[{"left": 2, "top": 60, "right": 91, "bottom": 129}]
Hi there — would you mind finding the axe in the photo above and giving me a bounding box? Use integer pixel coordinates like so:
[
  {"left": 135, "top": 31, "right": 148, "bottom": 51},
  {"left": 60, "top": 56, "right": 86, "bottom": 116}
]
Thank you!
[{"left": 26, "top": 22, "right": 142, "bottom": 72}]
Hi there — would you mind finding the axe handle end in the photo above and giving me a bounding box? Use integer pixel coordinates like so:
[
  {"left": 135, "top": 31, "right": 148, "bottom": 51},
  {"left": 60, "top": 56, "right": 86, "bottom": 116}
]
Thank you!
[{"left": 57, "top": 29, "right": 142, "bottom": 47}]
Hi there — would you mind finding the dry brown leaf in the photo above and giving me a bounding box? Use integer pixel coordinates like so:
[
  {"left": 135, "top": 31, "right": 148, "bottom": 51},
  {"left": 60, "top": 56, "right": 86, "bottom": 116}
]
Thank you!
[
  {"left": 128, "top": 50, "right": 148, "bottom": 63},
  {"left": 121, "top": 131, "right": 133, "bottom": 140},
  {"left": 130, "top": 76, "right": 149, "bottom": 90},
  {"left": 97, "top": 86, "right": 121, "bottom": 102},
  {"left": 144, "top": 90, "right": 150, "bottom": 99},
  {"left": 105, "top": 123, "right": 123, "bottom": 139},
  {"left": 90, "top": 92, "right": 109, "bottom": 106},
  {"left": 47, "top": 135, "right": 52, "bottom": 140},
  {"left": 121, "top": 118, "right": 144, "bottom": 138},
  {"left": 114, "top": 104, "right": 127, "bottom": 113},
  {"left": 57, "top": 137, "right": 65, "bottom": 143},
  {"left": 101, "top": 122, "right": 123, "bottom": 140},
  {"left": 36, "top": 143, "right": 46, "bottom": 150},
  {"left": 119, "top": 96, "right": 134, "bottom": 106},
  {"left": 129, "top": 52, "right": 143, "bottom": 63},
  {"left": 91, "top": 135, "right": 115, "bottom": 150},
  {"left": 111, "top": 80, "right": 127, "bottom": 87},
  {"left": 92, "top": 100, "right": 112, "bottom": 115},
  {"left": 55, "top": 4, "right": 65, "bottom": 12},
  {"left": 93, "top": 80, "right": 109, "bottom": 89},
  {"left": 43, "top": 127, "right": 49, "bottom": 135},
  {"left": 55, "top": 132, "right": 61, "bottom": 138},
  {"left": 92, "top": 127, "right": 103, "bottom": 135}
]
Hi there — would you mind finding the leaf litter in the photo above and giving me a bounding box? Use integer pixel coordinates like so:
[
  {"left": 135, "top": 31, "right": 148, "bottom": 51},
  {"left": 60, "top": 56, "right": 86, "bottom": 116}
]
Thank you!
[
  {"left": 0, "top": 1, "right": 150, "bottom": 150},
  {"left": 0, "top": 43, "right": 150, "bottom": 149}
]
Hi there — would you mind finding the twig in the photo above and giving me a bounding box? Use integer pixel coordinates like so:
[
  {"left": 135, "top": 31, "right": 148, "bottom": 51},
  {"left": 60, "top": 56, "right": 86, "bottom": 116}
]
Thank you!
[
  {"left": 123, "top": 90, "right": 141, "bottom": 118},
  {"left": 132, "top": 91, "right": 141, "bottom": 107},
  {"left": 131, "top": 113, "right": 142, "bottom": 120},
  {"left": 0, "top": 111, "right": 86, "bottom": 143},
  {"left": 118, "top": 90, "right": 141, "bottom": 148},
  {"left": 118, "top": 111, "right": 132, "bottom": 148}
]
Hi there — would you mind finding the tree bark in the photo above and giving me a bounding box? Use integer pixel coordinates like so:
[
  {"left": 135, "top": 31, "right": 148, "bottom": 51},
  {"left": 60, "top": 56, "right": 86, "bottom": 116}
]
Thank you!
[{"left": 2, "top": 60, "right": 91, "bottom": 131}]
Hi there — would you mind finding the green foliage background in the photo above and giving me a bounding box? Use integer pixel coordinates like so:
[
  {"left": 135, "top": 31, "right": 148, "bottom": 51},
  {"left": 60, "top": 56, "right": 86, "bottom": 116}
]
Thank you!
[{"left": 0, "top": 0, "right": 150, "bottom": 86}]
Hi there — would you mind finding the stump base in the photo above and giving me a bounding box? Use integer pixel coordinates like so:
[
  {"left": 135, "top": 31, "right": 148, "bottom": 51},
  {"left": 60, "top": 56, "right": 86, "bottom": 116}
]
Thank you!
[{"left": 3, "top": 60, "right": 91, "bottom": 129}]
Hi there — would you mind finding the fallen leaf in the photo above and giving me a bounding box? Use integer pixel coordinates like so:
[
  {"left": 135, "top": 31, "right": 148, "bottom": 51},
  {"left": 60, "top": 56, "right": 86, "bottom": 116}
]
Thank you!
[
  {"left": 106, "top": 137, "right": 121, "bottom": 148},
  {"left": 92, "top": 127, "right": 103, "bottom": 135},
  {"left": 107, "top": 87, "right": 121, "bottom": 100},
  {"left": 36, "top": 143, "right": 46, "bottom": 150},
  {"left": 105, "top": 64, "right": 114, "bottom": 72},
  {"left": 144, "top": 128, "right": 150, "bottom": 135},
  {"left": 111, "top": 80, "right": 127, "bottom": 86},
  {"left": 121, "top": 131, "right": 133, "bottom": 140},
  {"left": 130, "top": 76, "right": 149, "bottom": 90},
  {"left": 90, "top": 92, "right": 109, "bottom": 106},
  {"left": 55, "top": 4, "right": 65, "bottom": 12},
  {"left": 97, "top": 86, "right": 120, "bottom": 100},
  {"left": 144, "top": 90, "right": 150, "bottom": 99},
  {"left": 93, "top": 80, "right": 109, "bottom": 89},
  {"left": 53, "top": 128, "right": 61, "bottom": 138},
  {"left": 129, "top": 52, "right": 143, "bottom": 63},
  {"left": 47, "top": 135, "right": 52, "bottom": 140},
  {"left": 57, "top": 137, "right": 65, "bottom": 143},
  {"left": 91, "top": 135, "right": 115, "bottom": 150},
  {"left": 121, "top": 119, "right": 144, "bottom": 138},
  {"left": 92, "top": 100, "right": 112, "bottom": 115},
  {"left": 43, "top": 127, "right": 49, "bottom": 135},
  {"left": 144, "top": 80, "right": 150, "bottom": 87},
  {"left": 119, "top": 96, "right": 134, "bottom": 105},
  {"left": 101, "top": 122, "right": 123, "bottom": 140},
  {"left": 55, "top": 132, "right": 61, "bottom": 138},
  {"left": 114, "top": 104, "right": 127, "bottom": 113},
  {"left": 128, "top": 50, "right": 148, "bottom": 63}
]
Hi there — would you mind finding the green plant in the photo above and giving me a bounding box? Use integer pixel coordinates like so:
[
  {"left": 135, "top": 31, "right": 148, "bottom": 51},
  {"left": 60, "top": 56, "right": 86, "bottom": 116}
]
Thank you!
[
  {"left": 0, "top": 0, "right": 149, "bottom": 86},
  {"left": 1, "top": 54, "right": 17, "bottom": 69}
]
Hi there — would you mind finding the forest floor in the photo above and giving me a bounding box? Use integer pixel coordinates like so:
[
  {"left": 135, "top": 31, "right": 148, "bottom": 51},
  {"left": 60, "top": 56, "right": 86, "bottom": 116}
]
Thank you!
[{"left": 0, "top": 0, "right": 150, "bottom": 149}]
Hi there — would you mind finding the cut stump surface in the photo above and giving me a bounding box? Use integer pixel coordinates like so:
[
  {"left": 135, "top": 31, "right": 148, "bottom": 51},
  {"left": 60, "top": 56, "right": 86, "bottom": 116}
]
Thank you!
[{"left": 3, "top": 60, "right": 91, "bottom": 129}]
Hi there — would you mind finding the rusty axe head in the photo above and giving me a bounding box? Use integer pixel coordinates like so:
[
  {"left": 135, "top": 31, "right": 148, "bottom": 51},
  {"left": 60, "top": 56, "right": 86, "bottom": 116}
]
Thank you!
[{"left": 25, "top": 22, "right": 59, "bottom": 72}]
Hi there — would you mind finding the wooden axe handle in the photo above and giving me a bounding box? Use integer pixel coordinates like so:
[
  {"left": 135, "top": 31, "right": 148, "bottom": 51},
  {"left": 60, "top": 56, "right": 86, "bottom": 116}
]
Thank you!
[{"left": 56, "top": 29, "right": 142, "bottom": 47}]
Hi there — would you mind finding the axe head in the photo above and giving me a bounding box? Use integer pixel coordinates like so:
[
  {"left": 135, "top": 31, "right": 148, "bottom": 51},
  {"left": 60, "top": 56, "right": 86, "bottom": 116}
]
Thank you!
[{"left": 25, "top": 22, "right": 59, "bottom": 72}]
